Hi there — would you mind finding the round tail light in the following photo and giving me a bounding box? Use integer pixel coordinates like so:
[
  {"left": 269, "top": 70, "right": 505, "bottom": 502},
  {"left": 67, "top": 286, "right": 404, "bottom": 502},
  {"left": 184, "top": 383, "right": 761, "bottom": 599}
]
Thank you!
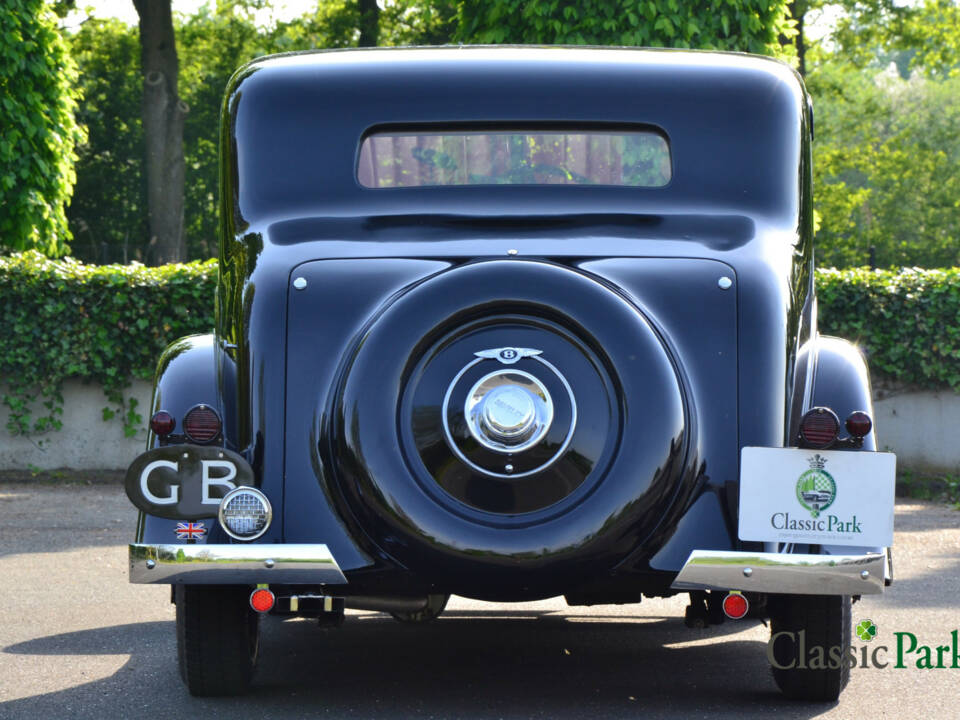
[
  {"left": 149, "top": 410, "right": 175, "bottom": 437},
  {"left": 799, "top": 407, "right": 840, "bottom": 449},
  {"left": 722, "top": 592, "right": 749, "bottom": 620},
  {"left": 218, "top": 487, "right": 272, "bottom": 541},
  {"left": 183, "top": 404, "right": 221, "bottom": 443},
  {"left": 250, "top": 588, "right": 275, "bottom": 613},
  {"left": 845, "top": 411, "right": 873, "bottom": 438}
]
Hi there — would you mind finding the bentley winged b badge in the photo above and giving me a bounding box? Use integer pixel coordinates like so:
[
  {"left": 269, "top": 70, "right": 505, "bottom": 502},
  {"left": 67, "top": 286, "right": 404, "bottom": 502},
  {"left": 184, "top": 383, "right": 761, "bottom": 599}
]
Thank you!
[{"left": 473, "top": 347, "right": 543, "bottom": 365}]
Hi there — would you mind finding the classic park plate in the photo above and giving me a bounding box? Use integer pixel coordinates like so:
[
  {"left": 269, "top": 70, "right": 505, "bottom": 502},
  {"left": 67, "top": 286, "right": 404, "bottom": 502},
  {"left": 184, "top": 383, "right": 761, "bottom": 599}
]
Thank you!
[{"left": 738, "top": 447, "right": 896, "bottom": 547}]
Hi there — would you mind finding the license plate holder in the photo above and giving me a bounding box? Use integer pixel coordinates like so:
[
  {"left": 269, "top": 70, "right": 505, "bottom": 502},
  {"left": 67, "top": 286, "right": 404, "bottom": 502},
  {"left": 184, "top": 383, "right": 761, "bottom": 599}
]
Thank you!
[{"left": 738, "top": 447, "right": 895, "bottom": 547}]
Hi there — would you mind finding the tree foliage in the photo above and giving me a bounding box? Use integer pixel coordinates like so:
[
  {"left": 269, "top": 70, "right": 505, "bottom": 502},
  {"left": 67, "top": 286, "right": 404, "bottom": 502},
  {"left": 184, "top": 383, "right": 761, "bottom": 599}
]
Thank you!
[
  {"left": 59, "top": 0, "right": 960, "bottom": 269},
  {"left": 455, "top": 0, "right": 796, "bottom": 56},
  {"left": 0, "top": 0, "right": 85, "bottom": 257},
  {"left": 895, "top": 0, "right": 960, "bottom": 77},
  {"left": 67, "top": 18, "right": 145, "bottom": 263},
  {"left": 67, "top": 8, "right": 271, "bottom": 261},
  {"left": 825, "top": 0, "right": 960, "bottom": 78},
  {"left": 381, "top": 0, "right": 458, "bottom": 45},
  {"left": 65, "top": 2, "right": 456, "bottom": 263},
  {"left": 176, "top": 7, "right": 271, "bottom": 258},
  {"left": 810, "top": 62, "right": 960, "bottom": 268}
]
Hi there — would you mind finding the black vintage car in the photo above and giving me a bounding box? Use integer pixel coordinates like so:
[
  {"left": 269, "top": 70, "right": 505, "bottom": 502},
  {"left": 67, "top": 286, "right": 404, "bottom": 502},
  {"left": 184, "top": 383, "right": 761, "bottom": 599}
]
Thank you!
[{"left": 125, "top": 47, "right": 896, "bottom": 700}]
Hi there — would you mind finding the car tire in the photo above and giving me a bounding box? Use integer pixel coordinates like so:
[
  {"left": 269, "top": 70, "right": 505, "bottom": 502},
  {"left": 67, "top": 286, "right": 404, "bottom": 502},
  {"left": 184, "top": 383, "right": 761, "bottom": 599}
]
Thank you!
[
  {"left": 175, "top": 585, "right": 260, "bottom": 696},
  {"left": 768, "top": 594, "right": 851, "bottom": 701},
  {"left": 390, "top": 593, "right": 449, "bottom": 623}
]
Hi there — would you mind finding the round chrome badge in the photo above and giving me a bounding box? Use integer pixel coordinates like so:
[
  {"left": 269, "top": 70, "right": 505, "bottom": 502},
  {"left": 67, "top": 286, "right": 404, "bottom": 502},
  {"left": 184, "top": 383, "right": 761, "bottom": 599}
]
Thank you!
[
  {"left": 441, "top": 347, "right": 577, "bottom": 479},
  {"left": 465, "top": 370, "right": 553, "bottom": 453}
]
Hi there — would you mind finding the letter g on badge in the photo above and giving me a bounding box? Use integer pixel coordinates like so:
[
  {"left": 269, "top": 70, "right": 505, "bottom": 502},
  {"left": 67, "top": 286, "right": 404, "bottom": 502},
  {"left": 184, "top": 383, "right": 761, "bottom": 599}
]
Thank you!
[{"left": 139, "top": 459, "right": 180, "bottom": 504}]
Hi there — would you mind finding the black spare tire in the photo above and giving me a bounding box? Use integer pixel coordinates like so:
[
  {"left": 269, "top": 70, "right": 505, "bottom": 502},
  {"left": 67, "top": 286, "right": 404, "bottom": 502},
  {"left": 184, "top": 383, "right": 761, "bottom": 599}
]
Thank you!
[{"left": 330, "top": 259, "right": 688, "bottom": 597}]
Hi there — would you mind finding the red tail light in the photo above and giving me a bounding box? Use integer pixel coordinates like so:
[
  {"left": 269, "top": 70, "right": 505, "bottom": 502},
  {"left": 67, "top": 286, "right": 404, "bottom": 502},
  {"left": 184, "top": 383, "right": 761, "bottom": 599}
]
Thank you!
[
  {"left": 845, "top": 411, "right": 873, "bottom": 438},
  {"left": 183, "top": 405, "right": 221, "bottom": 443},
  {"left": 798, "top": 407, "right": 840, "bottom": 449},
  {"left": 149, "top": 411, "right": 175, "bottom": 437},
  {"left": 722, "top": 592, "right": 749, "bottom": 620},
  {"left": 250, "top": 588, "right": 275, "bottom": 613}
]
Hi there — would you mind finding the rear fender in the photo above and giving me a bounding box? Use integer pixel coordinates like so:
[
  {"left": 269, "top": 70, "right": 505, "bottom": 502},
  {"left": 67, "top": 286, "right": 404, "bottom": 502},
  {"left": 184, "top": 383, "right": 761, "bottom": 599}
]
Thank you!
[
  {"left": 802, "top": 335, "right": 877, "bottom": 452},
  {"left": 136, "top": 334, "right": 227, "bottom": 543},
  {"left": 145, "top": 334, "right": 225, "bottom": 450},
  {"left": 136, "top": 334, "right": 374, "bottom": 573}
]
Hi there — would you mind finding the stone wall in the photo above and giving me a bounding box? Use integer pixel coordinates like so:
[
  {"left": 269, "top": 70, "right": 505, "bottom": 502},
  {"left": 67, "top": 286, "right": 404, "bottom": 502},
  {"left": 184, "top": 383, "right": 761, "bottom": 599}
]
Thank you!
[{"left": 1, "top": 380, "right": 957, "bottom": 473}]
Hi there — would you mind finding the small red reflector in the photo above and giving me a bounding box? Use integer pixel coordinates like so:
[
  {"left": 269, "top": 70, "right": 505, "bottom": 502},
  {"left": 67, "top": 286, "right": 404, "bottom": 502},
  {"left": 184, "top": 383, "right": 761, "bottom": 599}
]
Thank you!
[
  {"left": 150, "top": 411, "right": 175, "bottom": 437},
  {"left": 722, "top": 592, "right": 749, "bottom": 620},
  {"left": 845, "top": 411, "right": 873, "bottom": 438},
  {"left": 183, "top": 405, "right": 221, "bottom": 443},
  {"left": 250, "top": 588, "right": 275, "bottom": 613},
  {"left": 799, "top": 407, "right": 840, "bottom": 449}
]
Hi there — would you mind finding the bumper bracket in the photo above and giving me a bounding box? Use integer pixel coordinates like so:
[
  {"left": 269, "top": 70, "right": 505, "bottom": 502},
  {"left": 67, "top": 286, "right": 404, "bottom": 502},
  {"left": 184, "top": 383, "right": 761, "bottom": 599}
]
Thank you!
[
  {"left": 129, "top": 543, "right": 347, "bottom": 585},
  {"left": 671, "top": 549, "right": 886, "bottom": 595}
]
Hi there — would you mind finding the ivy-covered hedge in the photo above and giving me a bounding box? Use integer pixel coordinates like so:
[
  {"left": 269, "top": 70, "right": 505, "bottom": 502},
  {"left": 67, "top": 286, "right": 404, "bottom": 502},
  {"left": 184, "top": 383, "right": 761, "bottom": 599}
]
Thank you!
[
  {"left": 0, "top": 251, "right": 216, "bottom": 436},
  {"left": 1, "top": 254, "right": 959, "bottom": 438},
  {"left": 816, "top": 267, "right": 960, "bottom": 390}
]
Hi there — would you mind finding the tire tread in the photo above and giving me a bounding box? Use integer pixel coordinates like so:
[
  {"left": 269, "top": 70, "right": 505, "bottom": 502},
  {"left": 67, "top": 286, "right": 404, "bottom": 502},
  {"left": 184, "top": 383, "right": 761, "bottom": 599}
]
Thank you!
[
  {"left": 769, "top": 594, "right": 851, "bottom": 701},
  {"left": 175, "top": 585, "right": 259, "bottom": 696}
]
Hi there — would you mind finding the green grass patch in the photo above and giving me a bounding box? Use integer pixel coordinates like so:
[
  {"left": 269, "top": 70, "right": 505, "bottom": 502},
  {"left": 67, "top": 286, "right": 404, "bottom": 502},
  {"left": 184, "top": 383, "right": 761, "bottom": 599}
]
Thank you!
[{"left": 897, "top": 469, "right": 960, "bottom": 509}]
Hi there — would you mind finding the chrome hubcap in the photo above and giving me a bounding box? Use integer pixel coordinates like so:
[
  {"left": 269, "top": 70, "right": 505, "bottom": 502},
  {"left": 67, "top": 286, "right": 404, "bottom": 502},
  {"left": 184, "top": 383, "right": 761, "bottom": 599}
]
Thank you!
[
  {"left": 465, "top": 370, "right": 553, "bottom": 453},
  {"left": 480, "top": 385, "right": 537, "bottom": 442}
]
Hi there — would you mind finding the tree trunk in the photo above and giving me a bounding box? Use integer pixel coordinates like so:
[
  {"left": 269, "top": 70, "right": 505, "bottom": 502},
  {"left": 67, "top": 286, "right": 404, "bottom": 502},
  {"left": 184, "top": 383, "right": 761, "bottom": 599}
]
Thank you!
[
  {"left": 358, "top": 0, "right": 380, "bottom": 47},
  {"left": 133, "top": 0, "right": 187, "bottom": 265},
  {"left": 789, "top": 1, "right": 806, "bottom": 77}
]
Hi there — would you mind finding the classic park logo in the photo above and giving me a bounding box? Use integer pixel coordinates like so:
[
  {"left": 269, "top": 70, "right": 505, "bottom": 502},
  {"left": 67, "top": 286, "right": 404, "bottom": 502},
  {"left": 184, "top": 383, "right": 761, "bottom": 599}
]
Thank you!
[
  {"left": 796, "top": 453, "right": 836, "bottom": 518},
  {"left": 769, "top": 620, "right": 960, "bottom": 670},
  {"left": 769, "top": 454, "right": 863, "bottom": 535}
]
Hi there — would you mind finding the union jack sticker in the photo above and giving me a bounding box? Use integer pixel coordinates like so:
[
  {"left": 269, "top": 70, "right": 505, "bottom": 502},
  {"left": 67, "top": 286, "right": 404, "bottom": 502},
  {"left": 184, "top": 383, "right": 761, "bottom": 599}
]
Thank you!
[{"left": 175, "top": 522, "right": 206, "bottom": 540}]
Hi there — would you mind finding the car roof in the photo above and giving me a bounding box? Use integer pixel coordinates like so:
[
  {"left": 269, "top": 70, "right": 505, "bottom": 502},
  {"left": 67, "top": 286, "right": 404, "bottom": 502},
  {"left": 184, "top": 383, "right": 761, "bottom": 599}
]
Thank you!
[
  {"left": 243, "top": 45, "right": 795, "bottom": 80},
  {"left": 224, "top": 46, "right": 807, "bottom": 227}
]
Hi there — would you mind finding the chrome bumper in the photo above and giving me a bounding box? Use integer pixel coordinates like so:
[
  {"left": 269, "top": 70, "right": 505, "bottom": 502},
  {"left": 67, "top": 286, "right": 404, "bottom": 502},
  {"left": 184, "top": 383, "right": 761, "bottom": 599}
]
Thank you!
[
  {"left": 129, "top": 543, "right": 347, "bottom": 585},
  {"left": 671, "top": 549, "right": 886, "bottom": 595}
]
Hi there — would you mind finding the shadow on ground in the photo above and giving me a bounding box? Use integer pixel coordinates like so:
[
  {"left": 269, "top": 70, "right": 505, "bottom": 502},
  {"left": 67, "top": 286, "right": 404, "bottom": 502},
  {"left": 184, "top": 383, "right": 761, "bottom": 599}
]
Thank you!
[{"left": 2, "top": 609, "right": 835, "bottom": 719}]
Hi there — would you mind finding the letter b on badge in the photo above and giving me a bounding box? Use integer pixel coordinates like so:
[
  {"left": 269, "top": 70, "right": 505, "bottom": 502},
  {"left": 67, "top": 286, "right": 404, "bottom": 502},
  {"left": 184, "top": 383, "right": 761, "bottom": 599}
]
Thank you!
[{"left": 201, "top": 459, "right": 237, "bottom": 504}]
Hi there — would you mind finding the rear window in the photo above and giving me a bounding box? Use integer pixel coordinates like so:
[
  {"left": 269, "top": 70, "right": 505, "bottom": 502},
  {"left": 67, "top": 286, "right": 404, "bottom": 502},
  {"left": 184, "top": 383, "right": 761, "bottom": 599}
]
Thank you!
[{"left": 358, "top": 128, "right": 671, "bottom": 188}]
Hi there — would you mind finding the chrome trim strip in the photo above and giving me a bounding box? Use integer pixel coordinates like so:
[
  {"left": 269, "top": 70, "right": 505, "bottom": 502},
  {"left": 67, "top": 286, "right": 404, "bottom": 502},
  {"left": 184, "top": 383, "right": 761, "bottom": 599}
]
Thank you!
[
  {"left": 129, "top": 543, "right": 347, "bottom": 585},
  {"left": 671, "top": 549, "right": 885, "bottom": 595}
]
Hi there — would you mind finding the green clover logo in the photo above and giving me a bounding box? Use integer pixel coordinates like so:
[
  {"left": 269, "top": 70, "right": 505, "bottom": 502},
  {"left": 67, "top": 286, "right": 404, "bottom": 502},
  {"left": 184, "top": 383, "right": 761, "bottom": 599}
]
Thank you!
[{"left": 856, "top": 619, "right": 878, "bottom": 642}]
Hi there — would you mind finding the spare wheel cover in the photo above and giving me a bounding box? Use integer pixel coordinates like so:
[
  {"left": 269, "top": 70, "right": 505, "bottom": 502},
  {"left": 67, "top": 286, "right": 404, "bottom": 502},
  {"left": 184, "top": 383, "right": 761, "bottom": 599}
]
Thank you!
[{"left": 331, "top": 259, "right": 687, "bottom": 582}]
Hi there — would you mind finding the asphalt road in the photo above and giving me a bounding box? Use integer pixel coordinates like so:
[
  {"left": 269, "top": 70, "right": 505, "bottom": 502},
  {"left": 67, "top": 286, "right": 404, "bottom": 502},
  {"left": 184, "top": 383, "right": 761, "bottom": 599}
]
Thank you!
[{"left": 1, "top": 482, "right": 958, "bottom": 719}]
